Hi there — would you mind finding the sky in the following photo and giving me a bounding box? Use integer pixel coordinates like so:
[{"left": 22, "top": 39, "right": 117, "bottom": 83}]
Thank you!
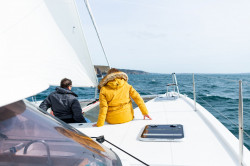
[{"left": 77, "top": 0, "right": 250, "bottom": 74}]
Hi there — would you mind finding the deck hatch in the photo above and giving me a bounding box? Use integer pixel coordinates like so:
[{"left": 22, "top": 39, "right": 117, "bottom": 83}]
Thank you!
[{"left": 139, "top": 124, "right": 184, "bottom": 141}]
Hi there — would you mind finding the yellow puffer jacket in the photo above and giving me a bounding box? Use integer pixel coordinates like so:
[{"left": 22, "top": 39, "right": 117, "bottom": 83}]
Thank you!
[{"left": 96, "top": 72, "right": 148, "bottom": 127}]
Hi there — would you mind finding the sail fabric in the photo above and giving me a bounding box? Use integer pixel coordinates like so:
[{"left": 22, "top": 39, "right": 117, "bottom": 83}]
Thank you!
[
  {"left": 0, "top": 77, "right": 49, "bottom": 107},
  {"left": 0, "top": 0, "right": 98, "bottom": 89}
]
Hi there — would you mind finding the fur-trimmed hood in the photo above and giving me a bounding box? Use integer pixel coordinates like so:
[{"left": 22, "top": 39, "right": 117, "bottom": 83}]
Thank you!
[{"left": 98, "top": 72, "right": 128, "bottom": 89}]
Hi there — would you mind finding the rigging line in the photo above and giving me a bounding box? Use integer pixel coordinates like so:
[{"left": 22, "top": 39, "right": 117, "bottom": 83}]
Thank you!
[
  {"left": 84, "top": 0, "right": 111, "bottom": 69},
  {"left": 196, "top": 74, "right": 250, "bottom": 88},
  {"left": 199, "top": 94, "right": 250, "bottom": 139},
  {"left": 91, "top": 136, "right": 149, "bottom": 166},
  {"left": 243, "top": 81, "right": 250, "bottom": 87},
  {"left": 243, "top": 111, "right": 250, "bottom": 117},
  {"left": 192, "top": 88, "right": 250, "bottom": 122},
  {"left": 244, "top": 131, "right": 250, "bottom": 139},
  {"left": 73, "top": 0, "right": 99, "bottom": 88},
  {"left": 180, "top": 75, "right": 250, "bottom": 140},
  {"left": 196, "top": 96, "right": 239, "bottom": 128},
  {"left": 194, "top": 74, "right": 239, "bottom": 84},
  {"left": 198, "top": 96, "right": 250, "bottom": 139},
  {"left": 243, "top": 81, "right": 250, "bottom": 85},
  {"left": 181, "top": 80, "right": 250, "bottom": 139}
]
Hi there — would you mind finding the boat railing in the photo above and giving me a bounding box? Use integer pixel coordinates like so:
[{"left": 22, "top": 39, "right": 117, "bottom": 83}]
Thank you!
[
  {"left": 192, "top": 75, "right": 250, "bottom": 138},
  {"left": 166, "top": 73, "right": 180, "bottom": 97},
  {"left": 192, "top": 74, "right": 250, "bottom": 166}
]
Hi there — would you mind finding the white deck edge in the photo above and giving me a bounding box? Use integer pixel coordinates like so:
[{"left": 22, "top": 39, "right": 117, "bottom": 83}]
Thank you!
[{"left": 180, "top": 94, "right": 250, "bottom": 165}]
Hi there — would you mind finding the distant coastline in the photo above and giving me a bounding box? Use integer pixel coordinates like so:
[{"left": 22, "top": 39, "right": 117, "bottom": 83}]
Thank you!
[
  {"left": 94, "top": 66, "right": 250, "bottom": 75},
  {"left": 119, "top": 69, "right": 148, "bottom": 74},
  {"left": 94, "top": 65, "right": 149, "bottom": 75}
]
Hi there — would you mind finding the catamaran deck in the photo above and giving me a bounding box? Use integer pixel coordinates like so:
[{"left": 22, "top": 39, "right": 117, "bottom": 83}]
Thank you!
[{"left": 71, "top": 94, "right": 250, "bottom": 166}]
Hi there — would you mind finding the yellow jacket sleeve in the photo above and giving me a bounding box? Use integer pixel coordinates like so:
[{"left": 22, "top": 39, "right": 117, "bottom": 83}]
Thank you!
[
  {"left": 129, "top": 85, "right": 148, "bottom": 115},
  {"left": 96, "top": 90, "right": 108, "bottom": 127}
]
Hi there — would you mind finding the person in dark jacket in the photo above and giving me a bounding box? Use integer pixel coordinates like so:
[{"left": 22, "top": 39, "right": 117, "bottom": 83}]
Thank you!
[{"left": 39, "top": 78, "right": 87, "bottom": 123}]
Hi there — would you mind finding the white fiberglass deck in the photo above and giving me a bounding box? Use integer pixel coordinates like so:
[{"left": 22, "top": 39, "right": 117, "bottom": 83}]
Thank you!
[{"left": 71, "top": 94, "right": 250, "bottom": 166}]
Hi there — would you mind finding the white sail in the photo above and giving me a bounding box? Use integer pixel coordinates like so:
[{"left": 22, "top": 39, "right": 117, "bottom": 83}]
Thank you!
[
  {"left": 0, "top": 0, "right": 97, "bottom": 88},
  {"left": 0, "top": 77, "right": 49, "bottom": 107}
]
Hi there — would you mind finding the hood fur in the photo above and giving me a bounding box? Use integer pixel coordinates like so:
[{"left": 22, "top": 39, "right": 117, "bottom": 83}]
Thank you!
[{"left": 98, "top": 72, "right": 128, "bottom": 89}]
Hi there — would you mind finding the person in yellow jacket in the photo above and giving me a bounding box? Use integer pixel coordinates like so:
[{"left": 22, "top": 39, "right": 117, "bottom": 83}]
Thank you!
[{"left": 93, "top": 68, "right": 152, "bottom": 127}]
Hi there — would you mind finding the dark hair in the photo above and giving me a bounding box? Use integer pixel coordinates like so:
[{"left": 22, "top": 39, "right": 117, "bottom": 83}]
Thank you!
[
  {"left": 107, "top": 68, "right": 120, "bottom": 75},
  {"left": 60, "top": 78, "right": 72, "bottom": 88}
]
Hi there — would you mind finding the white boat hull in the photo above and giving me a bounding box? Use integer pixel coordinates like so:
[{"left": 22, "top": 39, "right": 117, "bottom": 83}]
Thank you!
[{"left": 71, "top": 93, "right": 250, "bottom": 166}]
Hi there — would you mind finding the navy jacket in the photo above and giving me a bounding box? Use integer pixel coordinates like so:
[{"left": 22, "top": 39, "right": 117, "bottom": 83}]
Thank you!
[{"left": 39, "top": 87, "right": 86, "bottom": 123}]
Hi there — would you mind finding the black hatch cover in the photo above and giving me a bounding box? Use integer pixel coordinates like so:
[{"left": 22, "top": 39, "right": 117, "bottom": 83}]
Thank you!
[{"left": 140, "top": 124, "right": 184, "bottom": 141}]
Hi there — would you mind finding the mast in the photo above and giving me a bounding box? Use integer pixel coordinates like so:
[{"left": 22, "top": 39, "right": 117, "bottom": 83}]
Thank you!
[{"left": 84, "top": 0, "right": 111, "bottom": 69}]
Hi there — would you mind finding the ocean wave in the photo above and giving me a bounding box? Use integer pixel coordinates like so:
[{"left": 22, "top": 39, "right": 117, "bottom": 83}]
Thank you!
[
  {"left": 149, "top": 80, "right": 159, "bottom": 85},
  {"left": 201, "top": 94, "right": 250, "bottom": 102},
  {"left": 26, "top": 74, "right": 250, "bottom": 150},
  {"left": 200, "top": 94, "right": 237, "bottom": 101}
]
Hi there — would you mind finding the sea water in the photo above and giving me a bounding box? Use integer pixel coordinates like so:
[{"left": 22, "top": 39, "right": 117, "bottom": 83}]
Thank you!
[{"left": 33, "top": 73, "right": 250, "bottom": 150}]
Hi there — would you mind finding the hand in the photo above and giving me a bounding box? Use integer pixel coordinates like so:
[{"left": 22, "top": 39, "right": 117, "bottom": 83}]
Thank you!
[
  {"left": 92, "top": 123, "right": 97, "bottom": 127},
  {"left": 144, "top": 114, "right": 152, "bottom": 120}
]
